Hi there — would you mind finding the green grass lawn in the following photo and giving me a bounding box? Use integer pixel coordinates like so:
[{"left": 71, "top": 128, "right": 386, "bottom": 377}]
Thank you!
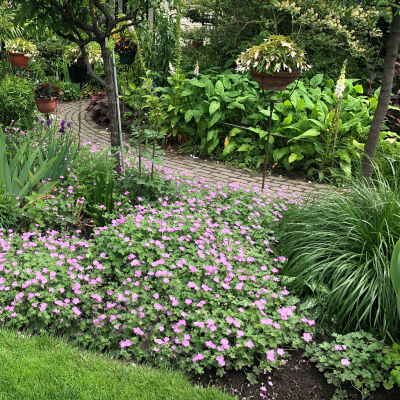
[{"left": 0, "top": 330, "right": 234, "bottom": 400}]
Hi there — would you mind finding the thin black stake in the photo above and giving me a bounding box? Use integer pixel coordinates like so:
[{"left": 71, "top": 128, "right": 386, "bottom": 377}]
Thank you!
[
  {"left": 151, "top": 139, "right": 155, "bottom": 179},
  {"left": 262, "top": 99, "right": 276, "bottom": 190},
  {"left": 138, "top": 119, "right": 142, "bottom": 178},
  {"left": 78, "top": 83, "right": 82, "bottom": 150}
]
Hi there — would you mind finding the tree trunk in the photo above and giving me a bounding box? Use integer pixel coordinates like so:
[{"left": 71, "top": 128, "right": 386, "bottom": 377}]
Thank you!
[{"left": 362, "top": 11, "right": 400, "bottom": 178}]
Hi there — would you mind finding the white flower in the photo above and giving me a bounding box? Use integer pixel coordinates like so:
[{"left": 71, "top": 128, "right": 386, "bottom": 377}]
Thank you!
[
  {"left": 169, "top": 62, "right": 175, "bottom": 74},
  {"left": 335, "top": 60, "right": 347, "bottom": 99},
  {"left": 281, "top": 41, "right": 292, "bottom": 48}
]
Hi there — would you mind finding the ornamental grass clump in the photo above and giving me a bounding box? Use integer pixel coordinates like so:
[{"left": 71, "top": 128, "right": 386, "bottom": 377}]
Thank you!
[
  {"left": 235, "top": 35, "right": 311, "bottom": 74},
  {"left": 278, "top": 169, "right": 400, "bottom": 338}
]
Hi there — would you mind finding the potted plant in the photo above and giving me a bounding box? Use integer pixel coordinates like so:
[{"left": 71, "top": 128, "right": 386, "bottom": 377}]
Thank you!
[
  {"left": 183, "top": 27, "right": 207, "bottom": 49},
  {"left": 65, "top": 42, "right": 102, "bottom": 84},
  {"left": 34, "top": 83, "right": 63, "bottom": 114},
  {"left": 236, "top": 35, "right": 311, "bottom": 91},
  {"left": 115, "top": 37, "right": 137, "bottom": 65},
  {"left": 5, "top": 38, "right": 38, "bottom": 67}
]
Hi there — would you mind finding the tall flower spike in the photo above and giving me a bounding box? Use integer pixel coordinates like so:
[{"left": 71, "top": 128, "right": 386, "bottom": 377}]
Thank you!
[{"left": 335, "top": 60, "right": 347, "bottom": 99}]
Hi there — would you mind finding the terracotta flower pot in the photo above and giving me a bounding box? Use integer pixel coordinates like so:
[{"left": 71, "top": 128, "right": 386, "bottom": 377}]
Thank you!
[
  {"left": 250, "top": 69, "right": 301, "bottom": 91},
  {"left": 9, "top": 52, "right": 29, "bottom": 68},
  {"left": 35, "top": 98, "right": 58, "bottom": 114}
]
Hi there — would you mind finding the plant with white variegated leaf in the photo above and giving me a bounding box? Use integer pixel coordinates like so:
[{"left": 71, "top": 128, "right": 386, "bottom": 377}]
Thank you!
[
  {"left": 236, "top": 35, "right": 311, "bottom": 74},
  {"left": 5, "top": 38, "right": 37, "bottom": 58}
]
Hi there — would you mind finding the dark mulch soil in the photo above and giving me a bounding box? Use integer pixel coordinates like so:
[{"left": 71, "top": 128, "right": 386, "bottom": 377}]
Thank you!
[{"left": 194, "top": 350, "right": 400, "bottom": 400}]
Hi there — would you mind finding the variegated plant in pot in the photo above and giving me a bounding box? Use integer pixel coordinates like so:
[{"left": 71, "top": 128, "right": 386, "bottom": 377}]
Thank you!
[
  {"left": 5, "top": 38, "right": 38, "bottom": 67},
  {"left": 236, "top": 35, "right": 311, "bottom": 91}
]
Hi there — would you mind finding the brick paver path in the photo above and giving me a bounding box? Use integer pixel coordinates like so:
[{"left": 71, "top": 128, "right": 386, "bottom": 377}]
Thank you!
[{"left": 59, "top": 100, "right": 328, "bottom": 198}]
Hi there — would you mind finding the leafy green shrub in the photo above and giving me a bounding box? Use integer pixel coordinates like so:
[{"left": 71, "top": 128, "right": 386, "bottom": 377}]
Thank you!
[
  {"left": 375, "top": 132, "right": 400, "bottom": 186},
  {"left": 36, "top": 38, "right": 66, "bottom": 76},
  {"left": 0, "top": 74, "right": 35, "bottom": 129},
  {"left": 157, "top": 70, "right": 380, "bottom": 181},
  {"left": 182, "top": 0, "right": 386, "bottom": 80},
  {"left": 304, "top": 331, "right": 387, "bottom": 399},
  {"left": 383, "top": 342, "right": 400, "bottom": 390},
  {"left": 277, "top": 171, "right": 400, "bottom": 337},
  {"left": 117, "top": 167, "right": 180, "bottom": 205},
  {"left": 69, "top": 146, "right": 116, "bottom": 185},
  {"left": 66, "top": 147, "right": 118, "bottom": 226},
  {"left": 0, "top": 185, "right": 19, "bottom": 229},
  {"left": 21, "top": 190, "right": 84, "bottom": 233},
  {"left": 38, "top": 126, "right": 79, "bottom": 182}
]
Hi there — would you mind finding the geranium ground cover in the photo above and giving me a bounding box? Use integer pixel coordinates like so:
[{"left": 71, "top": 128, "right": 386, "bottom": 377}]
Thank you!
[{"left": 0, "top": 154, "right": 316, "bottom": 377}]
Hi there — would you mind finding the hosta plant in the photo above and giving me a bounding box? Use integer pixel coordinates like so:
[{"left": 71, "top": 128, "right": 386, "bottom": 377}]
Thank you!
[
  {"left": 5, "top": 38, "right": 37, "bottom": 57},
  {"left": 235, "top": 35, "right": 311, "bottom": 74}
]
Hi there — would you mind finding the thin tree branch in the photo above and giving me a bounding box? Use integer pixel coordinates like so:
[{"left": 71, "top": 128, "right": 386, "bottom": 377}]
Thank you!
[
  {"left": 48, "top": 0, "right": 95, "bottom": 34},
  {"left": 56, "top": 30, "right": 106, "bottom": 87},
  {"left": 93, "top": 0, "right": 114, "bottom": 28},
  {"left": 88, "top": 0, "right": 102, "bottom": 36},
  {"left": 114, "top": 8, "right": 140, "bottom": 26},
  {"left": 56, "top": 30, "right": 94, "bottom": 48},
  {"left": 101, "top": 22, "right": 135, "bottom": 39},
  {"left": 80, "top": 43, "right": 106, "bottom": 87}
]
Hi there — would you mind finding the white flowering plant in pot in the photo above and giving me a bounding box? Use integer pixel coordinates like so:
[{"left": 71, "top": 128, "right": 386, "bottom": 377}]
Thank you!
[
  {"left": 236, "top": 35, "right": 310, "bottom": 74},
  {"left": 236, "top": 35, "right": 311, "bottom": 91},
  {"left": 64, "top": 42, "right": 103, "bottom": 66},
  {"left": 5, "top": 38, "right": 38, "bottom": 57}
]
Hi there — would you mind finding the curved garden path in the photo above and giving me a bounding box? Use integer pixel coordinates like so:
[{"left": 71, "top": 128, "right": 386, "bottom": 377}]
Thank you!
[{"left": 59, "top": 100, "right": 328, "bottom": 198}]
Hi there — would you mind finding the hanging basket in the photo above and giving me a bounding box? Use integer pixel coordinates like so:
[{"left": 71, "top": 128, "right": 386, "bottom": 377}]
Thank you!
[
  {"left": 192, "top": 40, "right": 203, "bottom": 49},
  {"left": 35, "top": 98, "right": 58, "bottom": 114},
  {"left": 119, "top": 51, "right": 137, "bottom": 66},
  {"left": 9, "top": 52, "right": 29, "bottom": 68},
  {"left": 68, "top": 64, "right": 90, "bottom": 84},
  {"left": 250, "top": 70, "right": 301, "bottom": 91}
]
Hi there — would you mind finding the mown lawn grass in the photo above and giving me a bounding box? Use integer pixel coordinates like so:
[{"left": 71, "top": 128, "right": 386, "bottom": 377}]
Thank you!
[{"left": 0, "top": 329, "right": 234, "bottom": 400}]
